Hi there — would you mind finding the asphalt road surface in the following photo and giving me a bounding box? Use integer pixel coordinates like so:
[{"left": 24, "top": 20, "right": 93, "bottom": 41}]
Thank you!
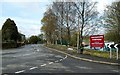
[{"left": 2, "top": 44, "right": 119, "bottom": 74}]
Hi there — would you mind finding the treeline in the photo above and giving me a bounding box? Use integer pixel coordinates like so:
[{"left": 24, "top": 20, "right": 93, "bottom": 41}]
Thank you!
[
  {"left": 41, "top": 1, "right": 120, "bottom": 53},
  {"left": 41, "top": 1, "right": 101, "bottom": 53},
  {"left": 104, "top": 1, "right": 120, "bottom": 43},
  {"left": 26, "top": 34, "right": 46, "bottom": 44}
]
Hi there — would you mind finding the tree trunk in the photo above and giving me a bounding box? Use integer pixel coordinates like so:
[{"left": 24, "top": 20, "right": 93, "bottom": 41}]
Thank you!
[{"left": 80, "top": 2, "right": 85, "bottom": 54}]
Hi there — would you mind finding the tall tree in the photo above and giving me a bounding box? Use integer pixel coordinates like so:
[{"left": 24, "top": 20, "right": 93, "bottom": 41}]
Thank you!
[
  {"left": 2, "top": 18, "right": 20, "bottom": 42},
  {"left": 41, "top": 8, "right": 57, "bottom": 44},
  {"left": 52, "top": 2, "right": 65, "bottom": 45},
  {"left": 74, "top": 1, "right": 98, "bottom": 53},
  {"left": 41, "top": 1, "right": 100, "bottom": 50},
  {"left": 28, "top": 35, "right": 39, "bottom": 44},
  {"left": 52, "top": 2, "right": 77, "bottom": 45},
  {"left": 64, "top": 2, "right": 77, "bottom": 46},
  {"left": 104, "top": 1, "right": 120, "bottom": 43}
]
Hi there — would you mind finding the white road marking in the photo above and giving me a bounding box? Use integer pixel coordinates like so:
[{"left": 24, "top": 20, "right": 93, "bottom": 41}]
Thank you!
[
  {"left": 55, "top": 55, "right": 63, "bottom": 58},
  {"left": 15, "top": 70, "right": 25, "bottom": 73},
  {"left": 29, "top": 67, "right": 38, "bottom": 70},
  {"left": 112, "top": 70, "right": 119, "bottom": 72},
  {"left": 54, "top": 55, "right": 67, "bottom": 63},
  {"left": 49, "top": 62, "right": 53, "bottom": 64},
  {"left": 79, "top": 67, "right": 92, "bottom": 69},
  {"left": 65, "top": 55, "right": 67, "bottom": 58},
  {"left": 15, "top": 55, "right": 67, "bottom": 73},
  {"left": 41, "top": 64, "right": 46, "bottom": 66},
  {"left": 55, "top": 60, "right": 59, "bottom": 63},
  {"left": 37, "top": 49, "right": 39, "bottom": 51},
  {"left": 23, "top": 54, "right": 33, "bottom": 56},
  {"left": 63, "top": 57, "right": 66, "bottom": 59},
  {"left": 62, "top": 55, "right": 67, "bottom": 60},
  {"left": 59, "top": 59, "right": 63, "bottom": 61}
]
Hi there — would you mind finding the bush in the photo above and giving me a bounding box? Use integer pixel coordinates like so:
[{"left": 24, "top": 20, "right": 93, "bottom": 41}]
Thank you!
[{"left": 2, "top": 41, "right": 24, "bottom": 49}]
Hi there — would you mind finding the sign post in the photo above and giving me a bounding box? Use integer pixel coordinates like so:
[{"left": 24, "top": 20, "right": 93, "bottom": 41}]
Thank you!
[
  {"left": 107, "top": 44, "right": 119, "bottom": 60},
  {"left": 114, "top": 44, "right": 118, "bottom": 60},
  {"left": 90, "top": 35, "right": 104, "bottom": 48},
  {"left": 108, "top": 44, "right": 112, "bottom": 59}
]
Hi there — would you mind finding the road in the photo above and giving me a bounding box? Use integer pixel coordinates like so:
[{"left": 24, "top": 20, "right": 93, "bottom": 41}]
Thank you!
[{"left": 2, "top": 44, "right": 119, "bottom": 74}]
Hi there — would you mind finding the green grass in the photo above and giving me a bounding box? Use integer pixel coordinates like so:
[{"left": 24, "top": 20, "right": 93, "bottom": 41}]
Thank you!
[
  {"left": 46, "top": 44, "right": 67, "bottom": 51},
  {"left": 46, "top": 44, "right": 120, "bottom": 59},
  {"left": 83, "top": 49, "right": 120, "bottom": 59}
]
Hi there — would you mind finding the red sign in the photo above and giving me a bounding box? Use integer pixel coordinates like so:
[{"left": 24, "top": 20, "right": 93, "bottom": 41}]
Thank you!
[{"left": 90, "top": 35, "right": 104, "bottom": 48}]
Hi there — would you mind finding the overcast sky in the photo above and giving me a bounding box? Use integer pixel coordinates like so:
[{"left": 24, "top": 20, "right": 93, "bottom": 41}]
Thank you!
[{"left": 0, "top": 0, "right": 115, "bottom": 37}]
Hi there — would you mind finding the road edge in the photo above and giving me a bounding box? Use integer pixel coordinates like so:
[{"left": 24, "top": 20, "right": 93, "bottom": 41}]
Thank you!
[{"left": 44, "top": 46, "right": 120, "bottom": 66}]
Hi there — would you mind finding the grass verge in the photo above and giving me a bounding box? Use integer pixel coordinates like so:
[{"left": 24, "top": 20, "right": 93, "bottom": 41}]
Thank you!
[{"left": 46, "top": 44, "right": 120, "bottom": 59}]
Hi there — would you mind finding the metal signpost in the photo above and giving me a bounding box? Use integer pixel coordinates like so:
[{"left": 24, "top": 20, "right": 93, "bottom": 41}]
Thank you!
[
  {"left": 108, "top": 44, "right": 112, "bottom": 59},
  {"left": 108, "top": 44, "right": 119, "bottom": 60},
  {"left": 114, "top": 44, "right": 118, "bottom": 60}
]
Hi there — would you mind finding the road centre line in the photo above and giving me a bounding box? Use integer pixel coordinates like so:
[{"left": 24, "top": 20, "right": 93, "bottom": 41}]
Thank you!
[
  {"left": 55, "top": 60, "right": 59, "bottom": 63},
  {"left": 29, "top": 67, "right": 38, "bottom": 70},
  {"left": 41, "top": 64, "right": 47, "bottom": 66},
  {"left": 65, "top": 55, "right": 67, "bottom": 58},
  {"left": 23, "top": 53, "right": 33, "bottom": 56},
  {"left": 59, "top": 59, "right": 63, "bottom": 61},
  {"left": 49, "top": 62, "right": 53, "bottom": 64},
  {"left": 14, "top": 54, "right": 67, "bottom": 73},
  {"left": 112, "top": 70, "right": 119, "bottom": 72},
  {"left": 37, "top": 49, "right": 39, "bottom": 51},
  {"left": 15, "top": 70, "right": 25, "bottom": 73},
  {"left": 62, "top": 55, "right": 67, "bottom": 60}
]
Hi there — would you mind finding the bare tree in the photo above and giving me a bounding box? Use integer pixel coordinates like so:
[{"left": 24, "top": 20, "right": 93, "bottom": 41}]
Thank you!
[
  {"left": 41, "top": 1, "right": 100, "bottom": 51},
  {"left": 74, "top": 1, "right": 99, "bottom": 53},
  {"left": 63, "top": 2, "right": 77, "bottom": 46},
  {"left": 52, "top": 2, "right": 77, "bottom": 46},
  {"left": 52, "top": 2, "right": 65, "bottom": 45}
]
